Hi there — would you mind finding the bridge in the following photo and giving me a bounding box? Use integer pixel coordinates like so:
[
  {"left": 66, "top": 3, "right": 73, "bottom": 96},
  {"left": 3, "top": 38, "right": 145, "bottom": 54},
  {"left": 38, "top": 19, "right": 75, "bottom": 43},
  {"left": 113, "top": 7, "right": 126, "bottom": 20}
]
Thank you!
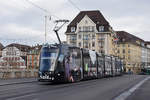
[
  {"left": 0, "top": 68, "right": 38, "bottom": 79},
  {"left": 0, "top": 75, "right": 149, "bottom": 100}
]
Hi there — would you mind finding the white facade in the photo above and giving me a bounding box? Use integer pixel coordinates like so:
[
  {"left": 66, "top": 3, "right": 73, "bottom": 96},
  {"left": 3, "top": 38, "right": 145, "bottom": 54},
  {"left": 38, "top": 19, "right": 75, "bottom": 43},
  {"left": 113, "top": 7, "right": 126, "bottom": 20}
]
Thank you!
[
  {"left": 0, "top": 47, "right": 26, "bottom": 68},
  {"left": 147, "top": 44, "right": 150, "bottom": 66},
  {"left": 141, "top": 46, "right": 148, "bottom": 67},
  {"left": 76, "top": 15, "right": 97, "bottom": 49},
  {"left": 141, "top": 42, "right": 150, "bottom": 67},
  {"left": 66, "top": 15, "right": 112, "bottom": 55}
]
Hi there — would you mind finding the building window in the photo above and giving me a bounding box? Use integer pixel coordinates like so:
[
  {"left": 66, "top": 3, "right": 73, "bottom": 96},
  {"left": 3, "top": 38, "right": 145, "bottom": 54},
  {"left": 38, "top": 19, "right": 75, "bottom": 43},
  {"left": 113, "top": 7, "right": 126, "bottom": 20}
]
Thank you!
[
  {"left": 79, "top": 27, "right": 81, "bottom": 32},
  {"left": 85, "top": 20, "right": 88, "bottom": 24},
  {"left": 34, "top": 56, "right": 37, "bottom": 60},
  {"left": 92, "top": 34, "right": 95, "bottom": 39},
  {"left": 92, "top": 26, "right": 94, "bottom": 32},
  {"left": 78, "top": 35, "right": 81, "bottom": 39},
  {"left": 118, "top": 50, "right": 120, "bottom": 53},
  {"left": 99, "top": 26, "right": 104, "bottom": 32},
  {"left": 71, "top": 42, "right": 76, "bottom": 46},
  {"left": 89, "top": 27, "right": 92, "bottom": 32},
  {"left": 99, "top": 50, "right": 105, "bottom": 54},
  {"left": 128, "top": 50, "right": 130, "bottom": 53},
  {"left": 84, "top": 42, "right": 88, "bottom": 48},
  {"left": 79, "top": 26, "right": 95, "bottom": 32},
  {"left": 123, "top": 55, "right": 125, "bottom": 59},
  {"left": 122, "top": 44, "right": 125, "bottom": 47},
  {"left": 123, "top": 49, "right": 125, "bottom": 53},
  {"left": 83, "top": 35, "right": 88, "bottom": 40},
  {"left": 29, "top": 55, "right": 32, "bottom": 60},
  {"left": 89, "top": 43, "right": 91, "bottom": 48},
  {"left": 71, "top": 27, "right": 75, "bottom": 32},
  {"left": 92, "top": 42, "right": 95, "bottom": 47},
  {"left": 29, "top": 62, "right": 32, "bottom": 66},
  {"left": 128, "top": 56, "right": 130, "bottom": 60},
  {"left": 78, "top": 42, "right": 81, "bottom": 47},
  {"left": 84, "top": 26, "right": 89, "bottom": 32},
  {"left": 70, "top": 35, "right": 77, "bottom": 41},
  {"left": 34, "top": 62, "right": 37, "bottom": 66}
]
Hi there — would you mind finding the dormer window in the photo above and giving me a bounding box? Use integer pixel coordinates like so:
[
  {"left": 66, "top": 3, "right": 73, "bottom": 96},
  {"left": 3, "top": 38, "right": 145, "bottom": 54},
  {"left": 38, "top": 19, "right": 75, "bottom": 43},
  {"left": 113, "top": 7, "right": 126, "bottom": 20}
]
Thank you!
[
  {"left": 99, "top": 26, "right": 104, "bottom": 32},
  {"left": 85, "top": 20, "right": 88, "bottom": 24},
  {"left": 71, "top": 27, "right": 75, "bottom": 32},
  {"left": 79, "top": 27, "right": 81, "bottom": 32}
]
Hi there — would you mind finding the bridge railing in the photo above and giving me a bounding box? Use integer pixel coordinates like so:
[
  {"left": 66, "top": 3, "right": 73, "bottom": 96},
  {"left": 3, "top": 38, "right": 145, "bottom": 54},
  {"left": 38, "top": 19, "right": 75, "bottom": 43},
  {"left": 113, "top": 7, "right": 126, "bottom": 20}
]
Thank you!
[{"left": 0, "top": 68, "right": 38, "bottom": 79}]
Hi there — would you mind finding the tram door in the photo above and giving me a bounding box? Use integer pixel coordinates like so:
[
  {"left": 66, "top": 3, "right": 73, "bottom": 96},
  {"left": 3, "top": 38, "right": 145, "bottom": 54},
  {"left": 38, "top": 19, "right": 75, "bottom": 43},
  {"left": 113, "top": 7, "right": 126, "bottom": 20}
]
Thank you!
[
  {"left": 82, "top": 49, "right": 90, "bottom": 78},
  {"left": 82, "top": 49, "right": 97, "bottom": 79},
  {"left": 112, "top": 57, "right": 116, "bottom": 76},
  {"left": 97, "top": 55, "right": 104, "bottom": 78},
  {"left": 68, "top": 47, "right": 82, "bottom": 81},
  {"left": 105, "top": 56, "right": 111, "bottom": 76}
]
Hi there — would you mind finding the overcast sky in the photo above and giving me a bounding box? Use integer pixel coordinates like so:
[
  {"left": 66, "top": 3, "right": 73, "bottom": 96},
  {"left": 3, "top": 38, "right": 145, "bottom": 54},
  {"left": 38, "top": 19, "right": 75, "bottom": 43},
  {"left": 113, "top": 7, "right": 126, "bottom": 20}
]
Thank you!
[{"left": 0, "top": 0, "right": 150, "bottom": 46}]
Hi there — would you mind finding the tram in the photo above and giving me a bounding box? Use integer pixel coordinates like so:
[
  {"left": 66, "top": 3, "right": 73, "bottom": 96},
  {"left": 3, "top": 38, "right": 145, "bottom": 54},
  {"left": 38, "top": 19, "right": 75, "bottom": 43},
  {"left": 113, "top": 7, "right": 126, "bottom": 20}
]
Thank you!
[{"left": 38, "top": 43, "right": 124, "bottom": 83}]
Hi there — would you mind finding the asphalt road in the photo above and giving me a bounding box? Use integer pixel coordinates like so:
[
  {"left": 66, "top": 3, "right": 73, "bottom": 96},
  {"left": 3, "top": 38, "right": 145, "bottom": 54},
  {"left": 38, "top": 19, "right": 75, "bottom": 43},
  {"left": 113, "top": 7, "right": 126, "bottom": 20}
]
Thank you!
[
  {"left": 126, "top": 76, "right": 150, "bottom": 100},
  {"left": 0, "top": 75, "right": 149, "bottom": 100}
]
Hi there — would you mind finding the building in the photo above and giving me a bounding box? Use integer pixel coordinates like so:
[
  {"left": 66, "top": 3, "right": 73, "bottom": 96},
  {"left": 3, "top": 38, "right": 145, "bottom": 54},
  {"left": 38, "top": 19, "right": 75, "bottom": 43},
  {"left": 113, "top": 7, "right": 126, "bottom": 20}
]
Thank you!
[
  {"left": 116, "top": 31, "right": 144, "bottom": 73},
  {"left": 65, "top": 10, "right": 117, "bottom": 56},
  {"left": 27, "top": 45, "right": 42, "bottom": 69},
  {"left": 0, "top": 43, "right": 4, "bottom": 57},
  {"left": 0, "top": 43, "right": 31, "bottom": 69},
  {"left": 141, "top": 41, "right": 148, "bottom": 68},
  {"left": 145, "top": 41, "right": 150, "bottom": 67}
]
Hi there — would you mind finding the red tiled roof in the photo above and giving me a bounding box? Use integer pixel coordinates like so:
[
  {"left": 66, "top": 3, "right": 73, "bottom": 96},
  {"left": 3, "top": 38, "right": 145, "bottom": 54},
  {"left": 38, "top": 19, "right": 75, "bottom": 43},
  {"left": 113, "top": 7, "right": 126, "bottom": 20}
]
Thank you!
[{"left": 66, "top": 10, "right": 110, "bottom": 33}]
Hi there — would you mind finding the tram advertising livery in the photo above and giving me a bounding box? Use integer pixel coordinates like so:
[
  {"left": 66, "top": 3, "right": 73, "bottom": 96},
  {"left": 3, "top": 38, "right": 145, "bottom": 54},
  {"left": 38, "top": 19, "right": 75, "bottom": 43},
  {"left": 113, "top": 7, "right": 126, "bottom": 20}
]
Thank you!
[{"left": 38, "top": 43, "right": 124, "bottom": 83}]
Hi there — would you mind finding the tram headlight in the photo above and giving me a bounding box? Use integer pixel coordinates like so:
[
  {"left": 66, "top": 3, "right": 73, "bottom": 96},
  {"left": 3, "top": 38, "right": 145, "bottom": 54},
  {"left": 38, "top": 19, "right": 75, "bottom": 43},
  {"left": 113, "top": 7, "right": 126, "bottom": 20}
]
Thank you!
[
  {"left": 58, "top": 73, "right": 60, "bottom": 76},
  {"left": 52, "top": 77, "right": 54, "bottom": 80}
]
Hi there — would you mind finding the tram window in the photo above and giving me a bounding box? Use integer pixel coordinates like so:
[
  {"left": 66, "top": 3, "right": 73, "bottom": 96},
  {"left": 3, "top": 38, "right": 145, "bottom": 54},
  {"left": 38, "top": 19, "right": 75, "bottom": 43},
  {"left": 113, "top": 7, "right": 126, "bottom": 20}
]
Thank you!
[
  {"left": 83, "top": 50, "right": 90, "bottom": 71},
  {"left": 84, "top": 55, "right": 90, "bottom": 71},
  {"left": 69, "top": 48, "right": 81, "bottom": 68},
  {"left": 89, "top": 50, "right": 96, "bottom": 68},
  {"left": 58, "top": 54, "right": 64, "bottom": 62}
]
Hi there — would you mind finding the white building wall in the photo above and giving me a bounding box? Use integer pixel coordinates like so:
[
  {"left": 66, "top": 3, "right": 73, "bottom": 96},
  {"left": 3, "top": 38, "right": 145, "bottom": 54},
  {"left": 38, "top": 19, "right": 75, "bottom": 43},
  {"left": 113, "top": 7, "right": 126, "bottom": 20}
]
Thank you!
[
  {"left": 66, "top": 15, "right": 111, "bottom": 55},
  {"left": 0, "top": 47, "right": 26, "bottom": 68}
]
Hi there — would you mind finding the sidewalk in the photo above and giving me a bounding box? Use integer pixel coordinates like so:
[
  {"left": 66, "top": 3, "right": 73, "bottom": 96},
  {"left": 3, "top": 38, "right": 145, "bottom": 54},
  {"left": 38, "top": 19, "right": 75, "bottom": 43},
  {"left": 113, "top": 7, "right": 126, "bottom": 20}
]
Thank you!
[{"left": 0, "top": 78, "right": 37, "bottom": 86}]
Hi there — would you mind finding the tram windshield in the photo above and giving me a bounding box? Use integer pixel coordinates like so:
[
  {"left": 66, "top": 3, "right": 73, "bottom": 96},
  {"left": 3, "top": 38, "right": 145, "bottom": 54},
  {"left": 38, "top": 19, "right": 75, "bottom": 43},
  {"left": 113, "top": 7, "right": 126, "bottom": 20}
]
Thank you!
[{"left": 40, "top": 46, "right": 59, "bottom": 72}]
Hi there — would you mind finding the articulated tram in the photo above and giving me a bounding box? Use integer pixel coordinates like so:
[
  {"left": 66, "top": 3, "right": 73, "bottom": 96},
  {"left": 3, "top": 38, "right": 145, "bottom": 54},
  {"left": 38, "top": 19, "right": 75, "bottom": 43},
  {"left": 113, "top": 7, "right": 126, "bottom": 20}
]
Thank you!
[{"left": 38, "top": 43, "right": 124, "bottom": 83}]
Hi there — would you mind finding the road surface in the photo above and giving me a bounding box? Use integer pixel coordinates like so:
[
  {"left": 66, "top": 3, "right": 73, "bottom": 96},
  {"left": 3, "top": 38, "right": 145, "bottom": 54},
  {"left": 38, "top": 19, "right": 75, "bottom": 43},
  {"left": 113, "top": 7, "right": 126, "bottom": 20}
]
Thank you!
[{"left": 0, "top": 75, "right": 149, "bottom": 100}]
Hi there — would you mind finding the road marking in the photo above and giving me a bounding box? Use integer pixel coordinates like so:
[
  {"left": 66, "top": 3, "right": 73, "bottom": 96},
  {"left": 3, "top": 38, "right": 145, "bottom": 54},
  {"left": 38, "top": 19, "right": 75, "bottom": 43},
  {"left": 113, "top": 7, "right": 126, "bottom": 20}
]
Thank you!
[
  {"left": 113, "top": 76, "right": 150, "bottom": 100},
  {"left": 6, "top": 93, "right": 37, "bottom": 100}
]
